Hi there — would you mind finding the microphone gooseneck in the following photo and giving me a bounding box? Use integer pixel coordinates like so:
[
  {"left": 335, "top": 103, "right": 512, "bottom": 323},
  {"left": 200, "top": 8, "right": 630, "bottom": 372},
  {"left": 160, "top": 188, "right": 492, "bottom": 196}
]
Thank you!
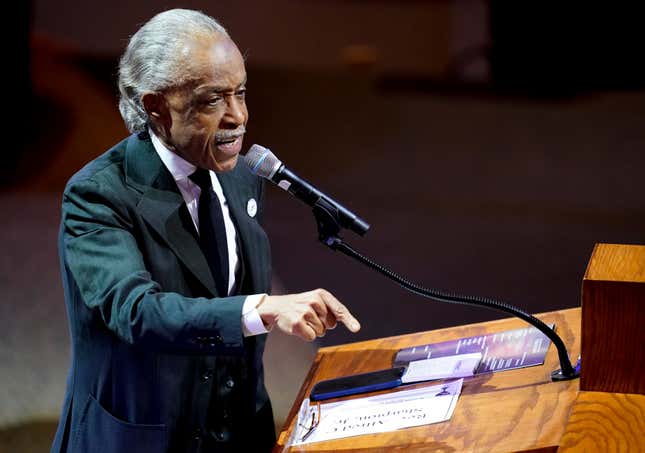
[
  {"left": 329, "top": 238, "right": 579, "bottom": 381},
  {"left": 243, "top": 144, "right": 580, "bottom": 382}
]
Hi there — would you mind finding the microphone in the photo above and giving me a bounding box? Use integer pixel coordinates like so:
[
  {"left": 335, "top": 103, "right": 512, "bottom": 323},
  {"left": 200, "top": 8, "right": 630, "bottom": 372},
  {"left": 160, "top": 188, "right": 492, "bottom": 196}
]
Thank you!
[{"left": 243, "top": 144, "right": 370, "bottom": 236}]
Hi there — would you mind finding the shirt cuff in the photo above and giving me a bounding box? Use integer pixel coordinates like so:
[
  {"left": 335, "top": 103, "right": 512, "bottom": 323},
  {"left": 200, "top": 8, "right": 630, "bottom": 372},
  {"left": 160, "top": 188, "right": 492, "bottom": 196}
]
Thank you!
[{"left": 242, "top": 294, "right": 270, "bottom": 337}]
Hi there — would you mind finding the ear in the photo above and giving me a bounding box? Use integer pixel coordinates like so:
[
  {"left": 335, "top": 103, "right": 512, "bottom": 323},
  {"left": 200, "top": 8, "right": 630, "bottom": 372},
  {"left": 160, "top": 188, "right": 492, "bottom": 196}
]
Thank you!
[{"left": 141, "top": 92, "right": 170, "bottom": 135}]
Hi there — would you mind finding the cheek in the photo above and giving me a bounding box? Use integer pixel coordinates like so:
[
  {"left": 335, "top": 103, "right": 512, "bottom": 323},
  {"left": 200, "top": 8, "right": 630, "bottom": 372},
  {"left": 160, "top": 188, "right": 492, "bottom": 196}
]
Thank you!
[
  {"left": 175, "top": 114, "right": 212, "bottom": 140},
  {"left": 195, "top": 111, "right": 224, "bottom": 131}
]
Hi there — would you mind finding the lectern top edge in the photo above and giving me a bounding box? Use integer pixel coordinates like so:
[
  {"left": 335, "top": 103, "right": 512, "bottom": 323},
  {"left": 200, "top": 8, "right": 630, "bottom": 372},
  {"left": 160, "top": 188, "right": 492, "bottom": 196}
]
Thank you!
[{"left": 584, "top": 243, "right": 645, "bottom": 283}]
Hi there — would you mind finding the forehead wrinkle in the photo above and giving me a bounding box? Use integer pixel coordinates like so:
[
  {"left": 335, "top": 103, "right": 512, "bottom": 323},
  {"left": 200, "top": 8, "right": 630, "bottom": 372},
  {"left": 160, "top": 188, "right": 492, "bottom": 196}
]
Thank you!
[{"left": 195, "top": 75, "right": 247, "bottom": 94}]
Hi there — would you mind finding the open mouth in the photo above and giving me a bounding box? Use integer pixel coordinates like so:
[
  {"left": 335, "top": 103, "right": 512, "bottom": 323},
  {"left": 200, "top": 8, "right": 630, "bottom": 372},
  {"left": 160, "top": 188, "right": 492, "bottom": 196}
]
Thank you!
[
  {"left": 217, "top": 136, "right": 238, "bottom": 145},
  {"left": 215, "top": 135, "right": 243, "bottom": 155}
]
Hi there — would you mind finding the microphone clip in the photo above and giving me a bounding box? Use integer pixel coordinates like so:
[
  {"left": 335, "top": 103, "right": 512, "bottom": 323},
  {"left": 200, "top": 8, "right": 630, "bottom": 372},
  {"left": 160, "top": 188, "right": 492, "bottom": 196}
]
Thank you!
[{"left": 312, "top": 198, "right": 344, "bottom": 250}]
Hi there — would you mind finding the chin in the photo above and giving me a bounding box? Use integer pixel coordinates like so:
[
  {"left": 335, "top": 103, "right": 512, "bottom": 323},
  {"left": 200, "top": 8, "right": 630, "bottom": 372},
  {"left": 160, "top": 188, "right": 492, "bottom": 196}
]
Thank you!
[{"left": 212, "top": 155, "right": 239, "bottom": 173}]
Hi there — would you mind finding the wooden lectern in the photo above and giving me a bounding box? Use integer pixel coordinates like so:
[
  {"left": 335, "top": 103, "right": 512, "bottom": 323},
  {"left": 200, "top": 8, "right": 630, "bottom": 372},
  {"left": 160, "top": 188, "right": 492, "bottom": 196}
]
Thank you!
[{"left": 274, "top": 243, "right": 645, "bottom": 452}]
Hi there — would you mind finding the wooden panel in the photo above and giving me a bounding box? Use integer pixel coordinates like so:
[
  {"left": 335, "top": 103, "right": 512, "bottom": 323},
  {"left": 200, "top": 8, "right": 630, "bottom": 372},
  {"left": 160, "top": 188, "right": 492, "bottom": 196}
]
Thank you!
[
  {"left": 276, "top": 308, "right": 581, "bottom": 452},
  {"left": 581, "top": 243, "right": 645, "bottom": 394},
  {"left": 558, "top": 391, "right": 645, "bottom": 453},
  {"left": 584, "top": 243, "right": 645, "bottom": 282}
]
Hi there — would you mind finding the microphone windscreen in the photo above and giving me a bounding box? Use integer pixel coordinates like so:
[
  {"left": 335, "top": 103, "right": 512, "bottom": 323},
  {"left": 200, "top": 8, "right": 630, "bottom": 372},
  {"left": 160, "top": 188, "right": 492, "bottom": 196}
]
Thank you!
[{"left": 243, "top": 144, "right": 282, "bottom": 179}]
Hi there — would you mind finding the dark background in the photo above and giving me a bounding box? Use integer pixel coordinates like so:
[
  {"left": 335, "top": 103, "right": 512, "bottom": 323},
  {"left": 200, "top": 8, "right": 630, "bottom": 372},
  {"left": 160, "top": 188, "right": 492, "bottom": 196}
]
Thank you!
[{"left": 2, "top": 1, "right": 644, "bottom": 450}]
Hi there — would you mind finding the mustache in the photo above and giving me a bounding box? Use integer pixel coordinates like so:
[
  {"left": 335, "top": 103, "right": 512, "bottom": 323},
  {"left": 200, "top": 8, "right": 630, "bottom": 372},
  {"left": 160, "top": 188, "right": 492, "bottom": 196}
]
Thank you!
[{"left": 215, "top": 126, "right": 246, "bottom": 142}]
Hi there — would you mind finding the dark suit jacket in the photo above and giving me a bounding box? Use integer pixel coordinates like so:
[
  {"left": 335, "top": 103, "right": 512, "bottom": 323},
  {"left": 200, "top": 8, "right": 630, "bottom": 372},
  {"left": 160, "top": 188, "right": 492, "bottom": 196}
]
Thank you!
[{"left": 51, "top": 133, "right": 274, "bottom": 453}]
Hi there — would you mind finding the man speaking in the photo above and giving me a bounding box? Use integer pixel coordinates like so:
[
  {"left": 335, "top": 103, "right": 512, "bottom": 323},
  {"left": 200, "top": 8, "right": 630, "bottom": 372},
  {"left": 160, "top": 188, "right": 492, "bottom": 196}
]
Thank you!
[{"left": 51, "top": 8, "right": 360, "bottom": 453}]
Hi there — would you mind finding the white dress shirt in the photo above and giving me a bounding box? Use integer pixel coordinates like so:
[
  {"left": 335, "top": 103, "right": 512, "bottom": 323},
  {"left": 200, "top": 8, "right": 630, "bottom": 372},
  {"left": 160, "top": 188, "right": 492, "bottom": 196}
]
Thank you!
[{"left": 149, "top": 129, "right": 268, "bottom": 337}]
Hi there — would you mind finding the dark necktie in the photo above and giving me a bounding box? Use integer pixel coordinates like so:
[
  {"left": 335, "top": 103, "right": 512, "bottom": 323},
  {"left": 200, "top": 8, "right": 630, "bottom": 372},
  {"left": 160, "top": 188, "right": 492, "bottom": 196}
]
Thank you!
[{"left": 190, "top": 168, "right": 230, "bottom": 296}]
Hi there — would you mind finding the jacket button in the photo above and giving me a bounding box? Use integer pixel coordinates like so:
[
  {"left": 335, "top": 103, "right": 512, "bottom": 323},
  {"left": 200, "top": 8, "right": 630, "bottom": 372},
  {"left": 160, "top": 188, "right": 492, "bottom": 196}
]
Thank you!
[
  {"left": 193, "top": 428, "right": 202, "bottom": 441},
  {"left": 226, "top": 378, "right": 235, "bottom": 389},
  {"left": 222, "top": 410, "right": 230, "bottom": 419},
  {"left": 202, "top": 370, "right": 213, "bottom": 382},
  {"left": 215, "top": 431, "right": 225, "bottom": 441}
]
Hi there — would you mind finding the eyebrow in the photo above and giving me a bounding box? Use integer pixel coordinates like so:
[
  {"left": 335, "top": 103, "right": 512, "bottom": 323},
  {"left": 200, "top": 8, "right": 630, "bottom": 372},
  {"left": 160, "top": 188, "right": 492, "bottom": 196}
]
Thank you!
[{"left": 196, "top": 77, "right": 247, "bottom": 94}]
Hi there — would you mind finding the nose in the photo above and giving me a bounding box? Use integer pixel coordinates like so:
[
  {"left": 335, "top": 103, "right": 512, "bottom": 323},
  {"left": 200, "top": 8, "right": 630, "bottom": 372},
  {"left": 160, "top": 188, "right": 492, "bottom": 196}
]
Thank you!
[{"left": 222, "top": 95, "right": 246, "bottom": 128}]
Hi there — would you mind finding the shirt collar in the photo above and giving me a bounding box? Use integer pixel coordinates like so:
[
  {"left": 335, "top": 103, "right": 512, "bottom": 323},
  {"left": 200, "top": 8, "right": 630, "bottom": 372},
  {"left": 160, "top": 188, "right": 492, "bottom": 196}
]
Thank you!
[{"left": 149, "top": 128, "right": 196, "bottom": 181}]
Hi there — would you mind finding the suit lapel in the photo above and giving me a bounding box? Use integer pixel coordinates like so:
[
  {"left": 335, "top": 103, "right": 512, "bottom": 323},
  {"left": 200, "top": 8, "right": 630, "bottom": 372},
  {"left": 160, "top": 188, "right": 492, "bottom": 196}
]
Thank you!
[
  {"left": 218, "top": 169, "right": 251, "bottom": 269},
  {"left": 124, "top": 134, "right": 218, "bottom": 296},
  {"left": 218, "top": 168, "right": 270, "bottom": 294}
]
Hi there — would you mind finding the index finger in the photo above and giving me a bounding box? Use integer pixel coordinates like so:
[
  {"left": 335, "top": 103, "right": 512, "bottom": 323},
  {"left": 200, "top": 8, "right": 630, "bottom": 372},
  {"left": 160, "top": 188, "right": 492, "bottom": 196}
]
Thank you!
[{"left": 319, "top": 290, "right": 361, "bottom": 333}]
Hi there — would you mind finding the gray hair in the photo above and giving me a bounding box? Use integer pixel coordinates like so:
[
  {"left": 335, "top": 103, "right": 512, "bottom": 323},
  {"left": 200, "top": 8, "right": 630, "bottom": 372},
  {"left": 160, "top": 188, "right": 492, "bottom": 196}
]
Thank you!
[{"left": 118, "top": 9, "right": 229, "bottom": 133}]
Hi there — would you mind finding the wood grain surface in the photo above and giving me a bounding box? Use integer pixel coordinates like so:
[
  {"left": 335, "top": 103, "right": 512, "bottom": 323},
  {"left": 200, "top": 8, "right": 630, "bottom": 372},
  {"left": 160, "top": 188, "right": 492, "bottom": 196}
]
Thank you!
[
  {"left": 584, "top": 243, "right": 645, "bottom": 282},
  {"left": 276, "top": 308, "right": 581, "bottom": 452},
  {"left": 558, "top": 391, "right": 645, "bottom": 453}
]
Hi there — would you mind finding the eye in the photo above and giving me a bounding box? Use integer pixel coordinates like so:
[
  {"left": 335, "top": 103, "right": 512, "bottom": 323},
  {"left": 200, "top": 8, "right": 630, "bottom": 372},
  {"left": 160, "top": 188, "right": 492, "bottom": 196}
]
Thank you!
[
  {"left": 206, "top": 96, "right": 224, "bottom": 106},
  {"left": 236, "top": 88, "right": 246, "bottom": 100}
]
